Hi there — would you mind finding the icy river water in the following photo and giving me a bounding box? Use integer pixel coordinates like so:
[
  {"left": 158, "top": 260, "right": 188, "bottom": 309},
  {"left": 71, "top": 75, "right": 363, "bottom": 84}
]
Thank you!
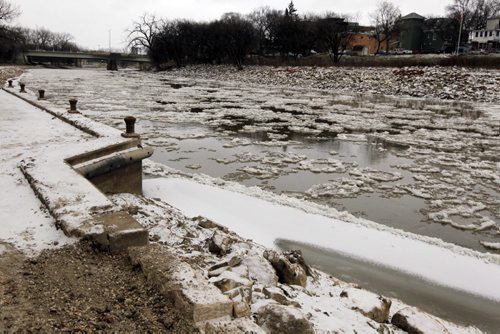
[{"left": 23, "top": 67, "right": 500, "bottom": 253}]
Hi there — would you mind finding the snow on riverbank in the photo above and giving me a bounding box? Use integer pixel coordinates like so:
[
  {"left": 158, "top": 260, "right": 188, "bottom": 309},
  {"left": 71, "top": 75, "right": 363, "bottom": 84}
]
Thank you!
[
  {"left": 0, "top": 89, "right": 81, "bottom": 254},
  {"left": 113, "top": 181, "right": 484, "bottom": 333},
  {"left": 143, "top": 177, "right": 500, "bottom": 303}
]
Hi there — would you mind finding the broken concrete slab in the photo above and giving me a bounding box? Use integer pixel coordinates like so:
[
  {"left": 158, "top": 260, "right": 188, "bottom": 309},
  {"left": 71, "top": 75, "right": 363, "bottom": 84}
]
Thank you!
[
  {"left": 128, "top": 244, "right": 233, "bottom": 323},
  {"left": 203, "top": 318, "right": 265, "bottom": 334},
  {"left": 92, "top": 211, "right": 149, "bottom": 253},
  {"left": 254, "top": 302, "right": 314, "bottom": 334}
]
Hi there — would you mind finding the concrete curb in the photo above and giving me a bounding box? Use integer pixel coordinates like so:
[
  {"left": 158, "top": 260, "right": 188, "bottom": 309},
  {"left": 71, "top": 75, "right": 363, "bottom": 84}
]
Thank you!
[{"left": 2, "top": 86, "right": 100, "bottom": 137}]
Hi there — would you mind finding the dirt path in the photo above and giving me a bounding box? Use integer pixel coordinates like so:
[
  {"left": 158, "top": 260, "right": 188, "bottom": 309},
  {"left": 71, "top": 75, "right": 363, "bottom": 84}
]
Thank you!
[{"left": 0, "top": 241, "right": 197, "bottom": 333}]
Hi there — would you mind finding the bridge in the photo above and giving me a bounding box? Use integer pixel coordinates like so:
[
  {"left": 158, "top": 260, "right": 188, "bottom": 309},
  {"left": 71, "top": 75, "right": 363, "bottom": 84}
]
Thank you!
[{"left": 21, "top": 50, "right": 151, "bottom": 70}]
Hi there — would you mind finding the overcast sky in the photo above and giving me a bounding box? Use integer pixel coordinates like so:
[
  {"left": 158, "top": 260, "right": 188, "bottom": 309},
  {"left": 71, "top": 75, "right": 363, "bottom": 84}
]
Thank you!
[{"left": 12, "top": 0, "right": 451, "bottom": 50}]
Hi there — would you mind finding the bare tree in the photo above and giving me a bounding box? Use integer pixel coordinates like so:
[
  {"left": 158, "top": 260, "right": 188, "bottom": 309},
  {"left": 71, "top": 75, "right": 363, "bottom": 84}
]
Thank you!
[
  {"left": 53, "top": 32, "right": 76, "bottom": 51},
  {"left": 127, "top": 13, "right": 160, "bottom": 52},
  {"left": 220, "top": 13, "right": 256, "bottom": 70},
  {"left": 316, "top": 13, "right": 358, "bottom": 63},
  {"left": 0, "top": 0, "right": 20, "bottom": 62},
  {"left": 33, "top": 27, "right": 54, "bottom": 50},
  {"left": 247, "top": 6, "right": 280, "bottom": 55},
  {"left": 0, "top": 0, "right": 20, "bottom": 23},
  {"left": 370, "top": 1, "right": 401, "bottom": 54},
  {"left": 447, "top": 0, "right": 499, "bottom": 30}
]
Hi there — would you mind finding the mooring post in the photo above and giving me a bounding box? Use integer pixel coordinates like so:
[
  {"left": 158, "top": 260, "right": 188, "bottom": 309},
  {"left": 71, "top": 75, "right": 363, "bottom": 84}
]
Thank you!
[
  {"left": 8, "top": 80, "right": 13, "bottom": 88},
  {"left": 68, "top": 98, "right": 78, "bottom": 113},
  {"left": 122, "top": 116, "right": 140, "bottom": 138},
  {"left": 19, "top": 82, "right": 26, "bottom": 93},
  {"left": 38, "top": 89, "right": 45, "bottom": 100}
]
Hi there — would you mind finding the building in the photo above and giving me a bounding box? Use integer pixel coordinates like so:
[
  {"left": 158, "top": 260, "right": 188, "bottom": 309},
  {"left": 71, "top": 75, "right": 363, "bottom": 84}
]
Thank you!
[
  {"left": 399, "top": 13, "right": 459, "bottom": 53},
  {"left": 468, "top": 16, "right": 500, "bottom": 51},
  {"left": 399, "top": 13, "right": 425, "bottom": 52},
  {"left": 346, "top": 26, "right": 399, "bottom": 55},
  {"left": 348, "top": 32, "right": 382, "bottom": 55}
]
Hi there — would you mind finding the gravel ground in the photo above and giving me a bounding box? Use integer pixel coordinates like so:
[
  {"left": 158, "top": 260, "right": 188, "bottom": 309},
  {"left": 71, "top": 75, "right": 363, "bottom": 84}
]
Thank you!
[{"left": 0, "top": 241, "right": 197, "bottom": 333}]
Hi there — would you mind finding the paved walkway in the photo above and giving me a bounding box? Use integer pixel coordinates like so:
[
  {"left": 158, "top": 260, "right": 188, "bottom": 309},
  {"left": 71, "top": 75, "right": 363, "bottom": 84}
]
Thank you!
[{"left": 0, "top": 89, "right": 91, "bottom": 254}]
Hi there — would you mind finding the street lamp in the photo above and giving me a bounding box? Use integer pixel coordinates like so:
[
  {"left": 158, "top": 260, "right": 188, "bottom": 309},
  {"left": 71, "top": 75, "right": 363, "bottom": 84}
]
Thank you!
[{"left": 456, "top": 11, "right": 464, "bottom": 55}]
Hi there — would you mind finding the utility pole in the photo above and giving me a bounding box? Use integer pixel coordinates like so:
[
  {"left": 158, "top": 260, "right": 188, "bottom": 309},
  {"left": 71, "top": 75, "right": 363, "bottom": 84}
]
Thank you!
[
  {"left": 456, "top": 12, "right": 464, "bottom": 55},
  {"left": 108, "top": 29, "right": 111, "bottom": 52}
]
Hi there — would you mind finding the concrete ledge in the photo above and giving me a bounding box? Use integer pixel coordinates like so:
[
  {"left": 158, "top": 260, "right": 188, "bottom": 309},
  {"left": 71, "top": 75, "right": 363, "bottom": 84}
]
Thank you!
[
  {"left": 72, "top": 146, "right": 153, "bottom": 195},
  {"left": 129, "top": 244, "right": 234, "bottom": 323},
  {"left": 66, "top": 141, "right": 141, "bottom": 165},
  {"left": 20, "top": 158, "right": 149, "bottom": 253},
  {"left": 6, "top": 77, "right": 151, "bottom": 252}
]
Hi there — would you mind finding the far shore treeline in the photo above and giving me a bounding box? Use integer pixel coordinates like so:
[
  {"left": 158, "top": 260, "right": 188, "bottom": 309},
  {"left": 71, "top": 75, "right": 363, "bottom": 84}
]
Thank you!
[
  {"left": 130, "top": 5, "right": 357, "bottom": 70},
  {"left": 128, "top": 0, "right": 500, "bottom": 69},
  {"left": 1, "top": 0, "right": 500, "bottom": 68},
  {"left": 0, "top": 0, "right": 80, "bottom": 62}
]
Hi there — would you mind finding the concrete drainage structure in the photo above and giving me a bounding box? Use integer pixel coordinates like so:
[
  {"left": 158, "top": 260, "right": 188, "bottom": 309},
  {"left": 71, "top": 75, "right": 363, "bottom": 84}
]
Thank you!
[
  {"left": 3, "top": 78, "right": 153, "bottom": 253},
  {"left": 69, "top": 141, "right": 152, "bottom": 195}
]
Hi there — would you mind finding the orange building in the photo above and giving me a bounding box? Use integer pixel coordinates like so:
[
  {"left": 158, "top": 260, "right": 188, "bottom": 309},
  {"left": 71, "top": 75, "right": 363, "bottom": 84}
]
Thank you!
[
  {"left": 347, "top": 31, "right": 398, "bottom": 55},
  {"left": 348, "top": 32, "right": 382, "bottom": 55}
]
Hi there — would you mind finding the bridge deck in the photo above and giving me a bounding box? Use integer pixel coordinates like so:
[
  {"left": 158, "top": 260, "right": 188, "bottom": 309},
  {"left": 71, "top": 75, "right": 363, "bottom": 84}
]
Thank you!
[{"left": 23, "top": 51, "right": 150, "bottom": 63}]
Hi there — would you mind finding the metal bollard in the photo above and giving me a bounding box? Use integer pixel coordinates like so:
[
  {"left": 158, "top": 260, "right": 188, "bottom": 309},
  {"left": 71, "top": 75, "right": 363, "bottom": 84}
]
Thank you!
[
  {"left": 122, "top": 116, "right": 140, "bottom": 138},
  {"left": 8, "top": 80, "right": 13, "bottom": 88},
  {"left": 68, "top": 98, "right": 78, "bottom": 113},
  {"left": 38, "top": 89, "right": 45, "bottom": 100},
  {"left": 19, "top": 82, "right": 26, "bottom": 93}
]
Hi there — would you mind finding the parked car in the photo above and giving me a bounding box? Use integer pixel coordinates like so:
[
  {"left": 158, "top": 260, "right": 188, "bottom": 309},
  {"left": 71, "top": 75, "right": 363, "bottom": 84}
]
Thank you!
[{"left": 390, "top": 49, "right": 413, "bottom": 55}]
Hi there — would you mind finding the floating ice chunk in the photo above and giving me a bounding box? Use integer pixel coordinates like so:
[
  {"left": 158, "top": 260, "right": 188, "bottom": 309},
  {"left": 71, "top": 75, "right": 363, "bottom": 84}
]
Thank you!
[
  {"left": 349, "top": 168, "right": 403, "bottom": 182},
  {"left": 185, "top": 164, "right": 202, "bottom": 170},
  {"left": 306, "top": 179, "right": 368, "bottom": 198},
  {"left": 480, "top": 241, "right": 500, "bottom": 251},
  {"left": 223, "top": 138, "right": 252, "bottom": 148}
]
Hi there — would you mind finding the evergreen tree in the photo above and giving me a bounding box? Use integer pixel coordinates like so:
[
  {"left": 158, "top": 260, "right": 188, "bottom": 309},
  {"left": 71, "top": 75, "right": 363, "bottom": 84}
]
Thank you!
[{"left": 287, "top": 1, "right": 298, "bottom": 18}]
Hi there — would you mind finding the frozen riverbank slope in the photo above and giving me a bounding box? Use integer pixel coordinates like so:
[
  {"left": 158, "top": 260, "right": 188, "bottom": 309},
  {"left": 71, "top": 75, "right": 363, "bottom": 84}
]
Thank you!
[{"left": 1, "top": 70, "right": 496, "bottom": 332}]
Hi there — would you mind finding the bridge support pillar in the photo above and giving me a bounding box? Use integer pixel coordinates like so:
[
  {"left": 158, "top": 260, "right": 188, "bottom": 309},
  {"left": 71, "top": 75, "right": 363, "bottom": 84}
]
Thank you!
[
  {"left": 75, "top": 58, "right": 82, "bottom": 67},
  {"left": 107, "top": 53, "right": 119, "bottom": 71}
]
